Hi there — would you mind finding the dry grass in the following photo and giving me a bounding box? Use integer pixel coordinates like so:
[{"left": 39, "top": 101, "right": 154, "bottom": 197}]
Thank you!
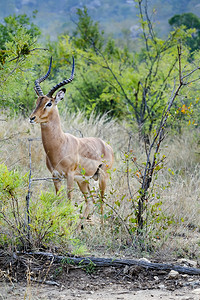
[{"left": 0, "top": 111, "right": 200, "bottom": 259}]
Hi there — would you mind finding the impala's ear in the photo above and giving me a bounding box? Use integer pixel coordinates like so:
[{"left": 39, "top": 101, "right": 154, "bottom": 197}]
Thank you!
[{"left": 55, "top": 88, "right": 66, "bottom": 104}]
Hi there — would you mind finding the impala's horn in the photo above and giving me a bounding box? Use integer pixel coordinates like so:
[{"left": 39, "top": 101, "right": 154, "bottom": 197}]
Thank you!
[
  {"left": 34, "top": 57, "right": 52, "bottom": 96},
  {"left": 46, "top": 56, "right": 75, "bottom": 98}
]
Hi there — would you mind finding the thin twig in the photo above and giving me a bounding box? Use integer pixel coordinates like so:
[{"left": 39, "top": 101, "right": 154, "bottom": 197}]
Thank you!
[
  {"left": 25, "top": 138, "right": 32, "bottom": 248},
  {"left": 8, "top": 48, "right": 49, "bottom": 62},
  {"left": 32, "top": 177, "right": 62, "bottom": 182},
  {"left": 30, "top": 278, "right": 60, "bottom": 286},
  {"left": 126, "top": 133, "right": 135, "bottom": 209}
]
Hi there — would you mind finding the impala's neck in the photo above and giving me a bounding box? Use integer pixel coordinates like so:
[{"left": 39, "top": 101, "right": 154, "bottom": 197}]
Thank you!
[{"left": 40, "top": 107, "right": 65, "bottom": 154}]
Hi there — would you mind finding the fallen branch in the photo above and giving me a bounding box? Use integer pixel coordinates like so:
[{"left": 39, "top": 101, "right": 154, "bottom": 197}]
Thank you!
[
  {"left": 30, "top": 278, "right": 60, "bottom": 287},
  {"left": 17, "top": 252, "right": 200, "bottom": 276}
]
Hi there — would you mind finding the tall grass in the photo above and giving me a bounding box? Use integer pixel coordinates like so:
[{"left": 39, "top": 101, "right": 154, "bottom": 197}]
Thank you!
[{"left": 0, "top": 111, "right": 199, "bottom": 258}]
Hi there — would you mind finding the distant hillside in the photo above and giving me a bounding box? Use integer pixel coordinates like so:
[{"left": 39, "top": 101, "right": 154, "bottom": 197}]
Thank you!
[{"left": 1, "top": 0, "right": 200, "bottom": 41}]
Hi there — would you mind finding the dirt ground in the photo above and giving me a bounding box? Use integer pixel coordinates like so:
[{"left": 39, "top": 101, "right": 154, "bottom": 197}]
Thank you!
[
  {"left": 0, "top": 279, "right": 200, "bottom": 300},
  {"left": 0, "top": 252, "right": 200, "bottom": 300}
]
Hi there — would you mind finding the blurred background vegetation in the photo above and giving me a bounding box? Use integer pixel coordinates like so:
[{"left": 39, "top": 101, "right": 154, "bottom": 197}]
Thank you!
[
  {"left": 1, "top": 0, "right": 200, "bottom": 133},
  {"left": 1, "top": 0, "right": 200, "bottom": 39}
]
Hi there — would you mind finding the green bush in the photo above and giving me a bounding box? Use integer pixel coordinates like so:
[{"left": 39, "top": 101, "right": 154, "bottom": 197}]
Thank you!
[
  {"left": 29, "top": 189, "right": 78, "bottom": 249},
  {"left": 0, "top": 163, "right": 79, "bottom": 251},
  {"left": 0, "top": 163, "right": 27, "bottom": 248}
]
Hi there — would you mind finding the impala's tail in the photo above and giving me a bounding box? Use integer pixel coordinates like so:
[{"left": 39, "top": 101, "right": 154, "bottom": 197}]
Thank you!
[{"left": 92, "top": 164, "right": 103, "bottom": 181}]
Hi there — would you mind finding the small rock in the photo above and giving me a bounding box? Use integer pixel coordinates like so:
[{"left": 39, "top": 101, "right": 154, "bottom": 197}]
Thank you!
[
  {"left": 167, "top": 270, "right": 179, "bottom": 279},
  {"left": 181, "top": 274, "right": 189, "bottom": 278},
  {"left": 188, "top": 277, "right": 194, "bottom": 282},
  {"left": 139, "top": 257, "right": 151, "bottom": 263},
  {"left": 177, "top": 258, "right": 197, "bottom": 268},
  {"left": 158, "top": 284, "right": 166, "bottom": 290},
  {"left": 154, "top": 276, "right": 159, "bottom": 281}
]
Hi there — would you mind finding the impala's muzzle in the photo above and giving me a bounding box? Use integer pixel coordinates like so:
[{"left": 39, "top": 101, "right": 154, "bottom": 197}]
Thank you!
[{"left": 29, "top": 116, "right": 36, "bottom": 124}]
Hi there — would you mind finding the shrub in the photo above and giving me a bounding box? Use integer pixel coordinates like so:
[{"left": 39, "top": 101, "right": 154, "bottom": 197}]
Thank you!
[
  {"left": 29, "top": 189, "right": 78, "bottom": 250},
  {"left": 0, "top": 163, "right": 78, "bottom": 251}
]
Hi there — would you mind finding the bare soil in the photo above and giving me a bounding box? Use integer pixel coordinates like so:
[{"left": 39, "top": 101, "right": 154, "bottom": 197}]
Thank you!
[
  {"left": 0, "top": 281, "right": 200, "bottom": 300},
  {"left": 0, "top": 253, "right": 200, "bottom": 300}
]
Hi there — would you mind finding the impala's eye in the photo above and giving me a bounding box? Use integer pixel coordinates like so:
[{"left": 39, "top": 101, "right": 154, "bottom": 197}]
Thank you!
[{"left": 46, "top": 102, "right": 52, "bottom": 107}]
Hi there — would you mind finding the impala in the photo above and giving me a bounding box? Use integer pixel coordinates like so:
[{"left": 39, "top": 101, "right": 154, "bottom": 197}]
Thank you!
[{"left": 29, "top": 55, "right": 114, "bottom": 224}]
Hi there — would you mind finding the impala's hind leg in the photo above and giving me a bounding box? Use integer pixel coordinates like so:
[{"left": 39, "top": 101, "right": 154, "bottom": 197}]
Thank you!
[
  {"left": 94, "top": 164, "right": 108, "bottom": 223},
  {"left": 77, "top": 181, "right": 93, "bottom": 231},
  {"left": 99, "top": 173, "right": 108, "bottom": 224}
]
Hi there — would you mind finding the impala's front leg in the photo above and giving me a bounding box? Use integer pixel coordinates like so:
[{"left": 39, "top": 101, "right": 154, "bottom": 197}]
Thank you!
[
  {"left": 46, "top": 156, "right": 62, "bottom": 193},
  {"left": 66, "top": 172, "right": 74, "bottom": 200},
  {"left": 53, "top": 175, "right": 62, "bottom": 194}
]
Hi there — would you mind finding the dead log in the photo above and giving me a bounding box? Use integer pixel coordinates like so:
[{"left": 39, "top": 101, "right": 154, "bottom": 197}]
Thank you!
[{"left": 16, "top": 251, "right": 200, "bottom": 276}]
